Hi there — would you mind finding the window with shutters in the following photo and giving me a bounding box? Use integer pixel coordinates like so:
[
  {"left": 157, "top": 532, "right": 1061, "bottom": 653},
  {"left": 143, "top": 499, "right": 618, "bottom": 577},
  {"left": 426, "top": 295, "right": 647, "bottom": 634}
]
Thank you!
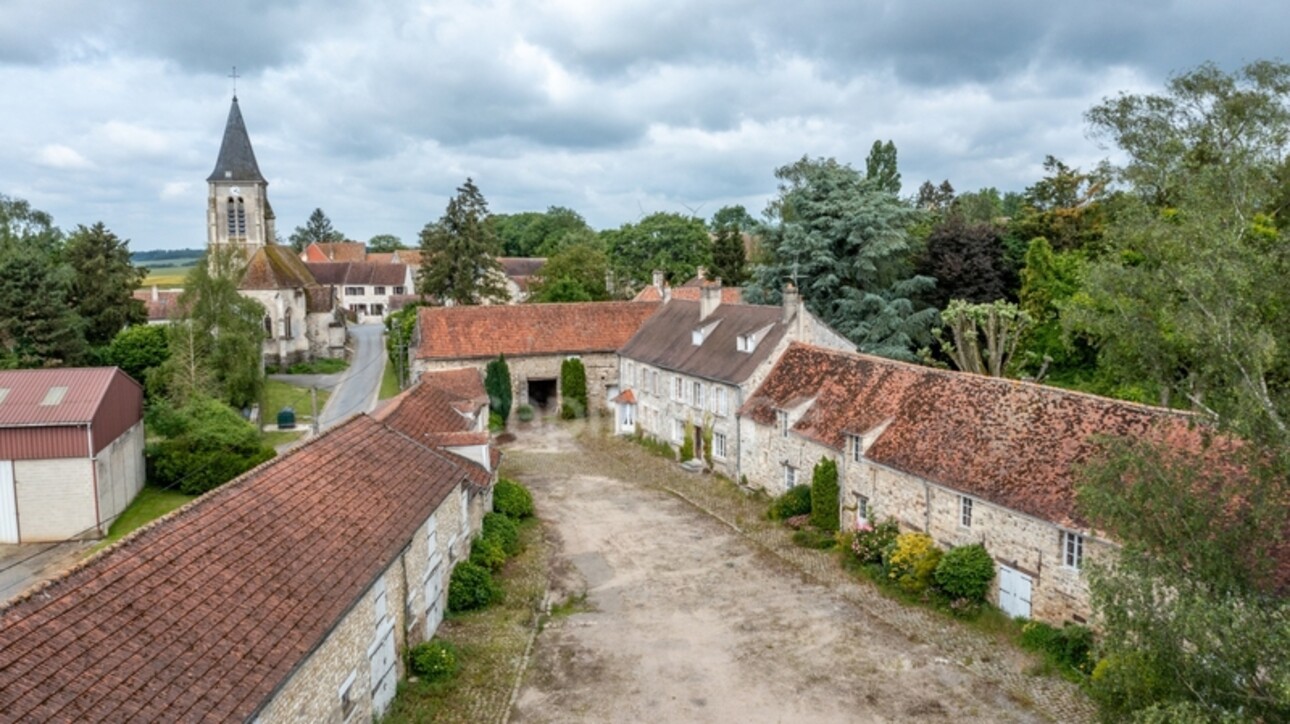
[
  {"left": 715, "top": 387, "right": 728, "bottom": 416},
  {"left": 693, "top": 381, "right": 704, "bottom": 409}
]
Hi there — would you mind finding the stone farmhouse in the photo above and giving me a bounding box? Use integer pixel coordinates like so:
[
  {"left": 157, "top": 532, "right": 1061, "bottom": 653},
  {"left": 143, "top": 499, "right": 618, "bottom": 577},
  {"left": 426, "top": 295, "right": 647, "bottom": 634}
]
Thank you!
[
  {"left": 300, "top": 241, "right": 367, "bottom": 263},
  {"left": 738, "top": 342, "right": 1204, "bottom": 624},
  {"left": 0, "top": 368, "right": 145, "bottom": 544},
  {"left": 0, "top": 369, "right": 497, "bottom": 721},
  {"left": 130, "top": 286, "right": 184, "bottom": 324},
  {"left": 613, "top": 282, "right": 853, "bottom": 479},
  {"left": 411, "top": 301, "right": 659, "bottom": 416}
]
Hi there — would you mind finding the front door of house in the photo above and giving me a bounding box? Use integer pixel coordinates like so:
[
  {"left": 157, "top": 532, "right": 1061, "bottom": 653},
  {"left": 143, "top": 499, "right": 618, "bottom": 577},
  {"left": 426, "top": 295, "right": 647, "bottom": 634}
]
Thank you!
[{"left": 998, "top": 565, "right": 1032, "bottom": 619}]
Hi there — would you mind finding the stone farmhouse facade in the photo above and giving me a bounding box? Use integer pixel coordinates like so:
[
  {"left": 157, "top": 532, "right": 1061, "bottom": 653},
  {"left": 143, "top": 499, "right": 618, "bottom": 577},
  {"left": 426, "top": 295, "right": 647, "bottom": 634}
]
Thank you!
[
  {"left": 613, "top": 283, "right": 853, "bottom": 479},
  {"left": 306, "top": 261, "right": 412, "bottom": 322},
  {"left": 0, "top": 368, "right": 145, "bottom": 544},
  {"left": 0, "top": 370, "right": 497, "bottom": 721},
  {"left": 411, "top": 301, "right": 660, "bottom": 416},
  {"left": 738, "top": 342, "right": 1201, "bottom": 624}
]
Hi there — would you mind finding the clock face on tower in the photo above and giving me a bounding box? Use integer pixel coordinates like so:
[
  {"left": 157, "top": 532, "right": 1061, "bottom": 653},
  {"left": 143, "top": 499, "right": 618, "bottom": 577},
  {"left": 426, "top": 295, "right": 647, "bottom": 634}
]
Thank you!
[{"left": 230, "top": 186, "right": 241, "bottom": 196}]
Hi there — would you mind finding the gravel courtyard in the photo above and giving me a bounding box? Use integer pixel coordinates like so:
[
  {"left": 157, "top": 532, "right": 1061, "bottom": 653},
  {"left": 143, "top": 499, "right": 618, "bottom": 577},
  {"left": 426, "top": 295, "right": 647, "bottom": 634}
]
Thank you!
[{"left": 501, "top": 424, "right": 1093, "bottom": 723}]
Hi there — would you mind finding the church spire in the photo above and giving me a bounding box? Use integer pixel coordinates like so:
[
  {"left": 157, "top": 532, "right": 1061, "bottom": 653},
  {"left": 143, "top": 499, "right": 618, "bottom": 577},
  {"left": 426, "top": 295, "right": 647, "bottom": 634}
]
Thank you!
[{"left": 207, "top": 96, "right": 265, "bottom": 183}]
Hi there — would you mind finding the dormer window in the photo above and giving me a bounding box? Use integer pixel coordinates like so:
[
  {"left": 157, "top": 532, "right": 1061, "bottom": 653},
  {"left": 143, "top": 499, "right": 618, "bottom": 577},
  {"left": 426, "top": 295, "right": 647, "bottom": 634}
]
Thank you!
[
  {"left": 691, "top": 320, "right": 720, "bottom": 346},
  {"left": 778, "top": 410, "right": 789, "bottom": 438},
  {"left": 736, "top": 324, "right": 775, "bottom": 353}
]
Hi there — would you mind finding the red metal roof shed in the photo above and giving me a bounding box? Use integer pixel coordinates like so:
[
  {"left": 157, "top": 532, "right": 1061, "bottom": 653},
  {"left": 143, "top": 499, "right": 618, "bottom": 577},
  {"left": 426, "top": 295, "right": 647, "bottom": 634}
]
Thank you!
[{"left": 0, "top": 368, "right": 144, "bottom": 460}]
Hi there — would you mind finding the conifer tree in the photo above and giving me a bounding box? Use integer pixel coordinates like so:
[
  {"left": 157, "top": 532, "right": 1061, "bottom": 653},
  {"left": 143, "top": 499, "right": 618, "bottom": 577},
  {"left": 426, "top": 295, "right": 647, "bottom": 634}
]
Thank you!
[
  {"left": 64, "top": 222, "right": 147, "bottom": 346},
  {"left": 417, "top": 178, "right": 508, "bottom": 304}
]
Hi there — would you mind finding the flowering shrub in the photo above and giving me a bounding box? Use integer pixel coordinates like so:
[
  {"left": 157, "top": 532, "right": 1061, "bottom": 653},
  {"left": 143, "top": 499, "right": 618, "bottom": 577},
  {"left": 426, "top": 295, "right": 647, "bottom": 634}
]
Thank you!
[
  {"left": 409, "top": 640, "right": 459, "bottom": 681},
  {"left": 883, "top": 532, "right": 942, "bottom": 593},
  {"left": 850, "top": 517, "right": 900, "bottom": 564},
  {"left": 934, "top": 543, "right": 995, "bottom": 603},
  {"left": 784, "top": 514, "right": 811, "bottom": 530}
]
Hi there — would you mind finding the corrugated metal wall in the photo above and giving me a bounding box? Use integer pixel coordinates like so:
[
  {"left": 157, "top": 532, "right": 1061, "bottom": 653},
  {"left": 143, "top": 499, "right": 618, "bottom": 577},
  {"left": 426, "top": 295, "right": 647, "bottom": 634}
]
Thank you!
[
  {"left": 0, "top": 426, "right": 89, "bottom": 460},
  {"left": 90, "top": 371, "right": 145, "bottom": 455}
]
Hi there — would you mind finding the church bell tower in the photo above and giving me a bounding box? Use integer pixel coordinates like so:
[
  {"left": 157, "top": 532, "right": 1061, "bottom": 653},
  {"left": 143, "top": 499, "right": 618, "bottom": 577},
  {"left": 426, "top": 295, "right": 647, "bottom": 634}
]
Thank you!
[{"left": 207, "top": 95, "right": 275, "bottom": 256}]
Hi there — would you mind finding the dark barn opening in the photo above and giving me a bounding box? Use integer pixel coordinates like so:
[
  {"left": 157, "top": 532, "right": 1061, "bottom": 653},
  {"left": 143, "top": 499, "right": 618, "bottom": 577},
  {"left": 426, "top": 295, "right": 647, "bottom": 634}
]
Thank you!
[{"left": 527, "top": 378, "right": 558, "bottom": 410}]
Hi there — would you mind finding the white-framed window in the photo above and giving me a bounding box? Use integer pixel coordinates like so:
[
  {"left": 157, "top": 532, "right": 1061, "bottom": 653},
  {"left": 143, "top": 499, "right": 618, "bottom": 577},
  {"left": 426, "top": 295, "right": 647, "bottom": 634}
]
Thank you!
[
  {"left": 715, "top": 387, "right": 728, "bottom": 416},
  {"left": 374, "top": 286, "right": 386, "bottom": 295},
  {"left": 855, "top": 494, "right": 870, "bottom": 525},
  {"left": 625, "top": 362, "right": 634, "bottom": 386},
  {"left": 672, "top": 418, "right": 685, "bottom": 442},
  {"left": 338, "top": 670, "right": 358, "bottom": 721},
  {"left": 693, "top": 381, "right": 704, "bottom": 409},
  {"left": 849, "top": 434, "right": 863, "bottom": 462},
  {"left": 783, "top": 464, "right": 798, "bottom": 489},
  {"left": 778, "top": 410, "right": 789, "bottom": 438},
  {"left": 393, "top": 285, "right": 406, "bottom": 295},
  {"left": 345, "top": 286, "right": 363, "bottom": 296},
  {"left": 1063, "top": 531, "right": 1084, "bottom": 570},
  {"left": 713, "top": 432, "right": 727, "bottom": 459},
  {"left": 652, "top": 370, "right": 659, "bottom": 396},
  {"left": 673, "top": 376, "right": 683, "bottom": 401},
  {"left": 459, "top": 487, "right": 470, "bottom": 534},
  {"left": 960, "top": 496, "right": 973, "bottom": 528}
]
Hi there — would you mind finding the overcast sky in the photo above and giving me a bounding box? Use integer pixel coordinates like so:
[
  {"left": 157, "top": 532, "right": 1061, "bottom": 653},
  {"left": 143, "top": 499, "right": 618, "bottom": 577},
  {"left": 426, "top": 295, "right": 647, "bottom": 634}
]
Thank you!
[{"left": 2, "top": 1, "right": 1287, "bottom": 251}]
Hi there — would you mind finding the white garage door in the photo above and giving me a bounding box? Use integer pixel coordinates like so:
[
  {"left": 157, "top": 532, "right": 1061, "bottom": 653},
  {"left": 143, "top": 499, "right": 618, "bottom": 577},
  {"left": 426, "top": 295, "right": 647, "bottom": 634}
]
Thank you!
[
  {"left": 424, "top": 560, "right": 445, "bottom": 636},
  {"left": 0, "top": 461, "right": 17, "bottom": 544},
  {"left": 998, "top": 565, "right": 1032, "bottom": 619},
  {"left": 368, "top": 620, "right": 397, "bottom": 716}
]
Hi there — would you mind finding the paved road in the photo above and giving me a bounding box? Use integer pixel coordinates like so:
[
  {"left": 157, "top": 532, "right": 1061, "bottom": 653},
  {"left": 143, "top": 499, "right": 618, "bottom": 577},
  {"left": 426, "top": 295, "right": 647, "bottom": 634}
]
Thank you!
[{"left": 320, "top": 323, "right": 387, "bottom": 429}]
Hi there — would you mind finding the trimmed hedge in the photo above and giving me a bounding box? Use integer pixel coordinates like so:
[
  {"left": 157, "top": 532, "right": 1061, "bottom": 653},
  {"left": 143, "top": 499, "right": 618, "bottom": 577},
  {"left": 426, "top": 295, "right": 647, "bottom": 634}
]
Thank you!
[
  {"left": 448, "top": 561, "right": 502, "bottom": 612},
  {"left": 768, "top": 485, "right": 812, "bottom": 520},
  {"left": 559, "top": 358, "right": 587, "bottom": 419},
  {"left": 469, "top": 534, "right": 506, "bottom": 571},
  {"left": 493, "top": 479, "right": 534, "bottom": 519},
  {"left": 482, "top": 512, "right": 521, "bottom": 556},
  {"left": 809, "top": 458, "right": 839, "bottom": 532},
  {"left": 934, "top": 543, "right": 995, "bottom": 603}
]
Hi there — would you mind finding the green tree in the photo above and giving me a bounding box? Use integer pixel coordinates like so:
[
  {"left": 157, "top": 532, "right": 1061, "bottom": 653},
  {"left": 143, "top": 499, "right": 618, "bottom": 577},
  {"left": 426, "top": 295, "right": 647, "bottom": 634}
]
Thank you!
[
  {"left": 865, "top": 139, "right": 902, "bottom": 195},
  {"left": 366, "top": 234, "right": 405, "bottom": 252},
  {"left": 603, "top": 212, "right": 711, "bottom": 291},
  {"left": 559, "top": 357, "right": 587, "bottom": 419},
  {"left": 710, "top": 204, "right": 756, "bottom": 231},
  {"left": 0, "top": 242, "right": 85, "bottom": 368},
  {"left": 384, "top": 303, "right": 421, "bottom": 388},
  {"left": 484, "top": 354, "right": 513, "bottom": 421},
  {"left": 709, "top": 223, "right": 748, "bottom": 286},
  {"left": 0, "top": 193, "right": 63, "bottom": 253},
  {"left": 490, "top": 206, "right": 592, "bottom": 257},
  {"left": 288, "top": 208, "right": 345, "bottom": 252},
  {"left": 63, "top": 222, "right": 147, "bottom": 347},
  {"left": 747, "top": 156, "right": 937, "bottom": 361},
  {"left": 102, "top": 324, "right": 170, "bottom": 387},
  {"left": 1015, "top": 237, "right": 1093, "bottom": 382},
  {"left": 809, "top": 458, "right": 839, "bottom": 531},
  {"left": 528, "top": 241, "right": 610, "bottom": 302},
  {"left": 145, "top": 395, "right": 275, "bottom": 495},
  {"left": 936, "top": 299, "right": 1031, "bottom": 377},
  {"left": 418, "top": 178, "right": 509, "bottom": 305},
  {"left": 1010, "top": 156, "right": 1112, "bottom": 254},
  {"left": 167, "top": 248, "right": 265, "bottom": 408},
  {"left": 917, "top": 216, "right": 1016, "bottom": 308}
]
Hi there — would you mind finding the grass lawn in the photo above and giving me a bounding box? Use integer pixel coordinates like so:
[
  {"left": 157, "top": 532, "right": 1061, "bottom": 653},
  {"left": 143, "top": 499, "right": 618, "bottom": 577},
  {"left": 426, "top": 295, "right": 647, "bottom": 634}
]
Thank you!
[
  {"left": 262, "top": 379, "right": 331, "bottom": 424},
  {"left": 98, "top": 486, "right": 197, "bottom": 548},
  {"left": 261, "top": 429, "right": 307, "bottom": 448},
  {"left": 274, "top": 358, "right": 350, "bottom": 375},
  {"left": 379, "top": 355, "right": 401, "bottom": 400}
]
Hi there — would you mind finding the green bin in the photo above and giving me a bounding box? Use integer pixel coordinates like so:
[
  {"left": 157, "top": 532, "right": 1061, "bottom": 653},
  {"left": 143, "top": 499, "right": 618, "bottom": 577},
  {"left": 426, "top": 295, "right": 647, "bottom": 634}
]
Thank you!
[{"left": 277, "top": 406, "right": 296, "bottom": 430}]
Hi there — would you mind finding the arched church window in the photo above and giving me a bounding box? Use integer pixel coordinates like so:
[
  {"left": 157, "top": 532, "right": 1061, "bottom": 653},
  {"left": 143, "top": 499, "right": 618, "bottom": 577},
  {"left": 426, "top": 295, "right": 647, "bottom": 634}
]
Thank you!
[
  {"left": 283, "top": 311, "right": 293, "bottom": 339},
  {"left": 263, "top": 316, "right": 273, "bottom": 336},
  {"left": 228, "top": 198, "right": 238, "bottom": 237},
  {"left": 235, "top": 198, "right": 247, "bottom": 235}
]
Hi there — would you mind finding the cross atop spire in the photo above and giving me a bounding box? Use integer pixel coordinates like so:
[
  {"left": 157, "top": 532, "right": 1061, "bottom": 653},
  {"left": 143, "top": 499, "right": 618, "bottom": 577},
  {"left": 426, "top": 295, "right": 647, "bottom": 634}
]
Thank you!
[{"left": 228, "top": 66, "right": 240, "bottom": 99}]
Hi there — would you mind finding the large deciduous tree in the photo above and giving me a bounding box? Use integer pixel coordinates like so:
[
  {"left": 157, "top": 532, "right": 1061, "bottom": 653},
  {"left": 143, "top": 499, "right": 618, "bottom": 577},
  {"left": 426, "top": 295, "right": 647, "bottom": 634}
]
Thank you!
[
  {"left": 747, "top": 156, "right": 937, "bottom": 361},
  {"left": 418, "top": 178, "right": 509, "bottom": 305},
  {"left": 865, "top": 140, "right": 902, "bottom": 195},
  {"left": 936, "top": 299, "right": 1031, "bottom": 377},
  {"left": 490, "top": 206, "right": 592, "bottom": 257},
  {"left": 603, "top": 212, "right": 711, "bottom": 291},
  {"left": 528, "top": 241, "right": 610, "bottom": 303},
  {"left": 63, "top": 222, "right": 147, "bottom": 346},
  {"left": 918, "top": 216, "right": 1016, "bottom": 308},
  {"left": 288, "top": 208, "right": 345, "bottom": 252},
  {"left": 366, "top": 234, "right": 405, "bottom": 252}
]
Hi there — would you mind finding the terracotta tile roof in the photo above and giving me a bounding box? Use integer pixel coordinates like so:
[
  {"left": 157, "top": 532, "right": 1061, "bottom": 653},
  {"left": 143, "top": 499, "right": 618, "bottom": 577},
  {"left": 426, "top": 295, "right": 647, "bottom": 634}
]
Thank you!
[
  {"left": 0, "top": 367, "right": 138, "bottom": 426},
  {"left": 393, "top": 249, "right": 424, "bottom": 266},
  {"left": 612, "top": 389, "right": 636, "bottom": 404},
  {"left": 130, "top": 288, "right": 185, "bottom": 322},
  {"left": 304, "top": 262, "right": 409, "bottom": 287},
  {"left": 303, "top": 286, "right": 336, "bottom": 314},
  {"left": 388, "top": 294, "right": 423, "bottom": 312},
  {"left": 302, "top": 241, "right": 366, "bottom": 263},
  {"left": 631, "top": 283, "right": 744, "bottom": 304},
  {"left": 375, "top": 369, "right": 494, "bottom": 485},
  {"left": 499, "top": 257, "right": 546, "bottom": 278},
  {"left": 743, "top": 343, "right": 1202, "bottom": 530},
  {"left": 0, "top": 414, "right": 479, "bottom": 721},
  {"left": 619, "top": 300, "right": 786, "bottom": 384},
  {"left": 239, "top": 245, "right": 319, "bottom": 290},
  {"left": 366, "top": 252, "right": 395, "bottom": 265},
  {"left": 415, "top": 302, "right": 660, "bottom": 360}
]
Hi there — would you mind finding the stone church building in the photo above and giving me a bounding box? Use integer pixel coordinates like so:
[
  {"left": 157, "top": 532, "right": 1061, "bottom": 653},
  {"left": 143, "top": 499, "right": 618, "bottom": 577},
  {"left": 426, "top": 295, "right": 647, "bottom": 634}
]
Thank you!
[{"left": 207, "top": 96, "right": 345, "bottom": 366}]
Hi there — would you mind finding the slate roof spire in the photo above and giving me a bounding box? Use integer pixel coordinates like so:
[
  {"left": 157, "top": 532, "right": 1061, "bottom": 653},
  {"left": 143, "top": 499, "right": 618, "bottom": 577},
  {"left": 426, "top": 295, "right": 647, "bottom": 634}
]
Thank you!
[{"left": 207, "top": 96, "right": 265, "bottom": 183}]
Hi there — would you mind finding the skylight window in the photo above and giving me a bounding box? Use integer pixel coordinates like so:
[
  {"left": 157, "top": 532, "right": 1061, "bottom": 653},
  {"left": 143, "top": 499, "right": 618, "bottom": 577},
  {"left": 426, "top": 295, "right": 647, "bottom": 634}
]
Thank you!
[
  {"left": 40, "top": 386, "right": 68, "bottom": 406},
  {"left": 0, "top": 388, "right": 9, "bottom": 406}
]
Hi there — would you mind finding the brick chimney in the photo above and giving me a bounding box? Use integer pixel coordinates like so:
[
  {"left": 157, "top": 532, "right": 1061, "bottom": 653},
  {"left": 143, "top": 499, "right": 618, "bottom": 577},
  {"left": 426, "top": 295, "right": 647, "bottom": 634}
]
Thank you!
[
  {"left": 151, "top": 285, "right": 159, "bottom": 302},
  {"left": 782, "top": 282, "right": 799, "bottom": 324},
  {"left": 700, "top": 278, "right": 722, "bottom": 321}
]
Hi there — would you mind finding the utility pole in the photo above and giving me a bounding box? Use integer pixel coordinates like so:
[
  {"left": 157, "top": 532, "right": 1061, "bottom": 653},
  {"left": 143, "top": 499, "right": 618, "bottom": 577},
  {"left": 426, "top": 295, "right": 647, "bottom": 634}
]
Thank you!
[{"left": 310, "top": 386, "right": 320, "bottom": 435}]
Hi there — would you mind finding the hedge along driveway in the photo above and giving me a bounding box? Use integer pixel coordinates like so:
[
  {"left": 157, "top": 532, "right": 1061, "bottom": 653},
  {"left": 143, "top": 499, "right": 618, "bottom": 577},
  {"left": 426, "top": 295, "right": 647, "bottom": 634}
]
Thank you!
[{"left": 502, "top": 425, "right": 1094, "bottom": 723}]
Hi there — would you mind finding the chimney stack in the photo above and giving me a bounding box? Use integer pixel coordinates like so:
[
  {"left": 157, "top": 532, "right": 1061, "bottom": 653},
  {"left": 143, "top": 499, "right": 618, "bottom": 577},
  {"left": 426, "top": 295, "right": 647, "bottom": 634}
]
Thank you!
[
  {"left": 782, "top": 282, "right": 799, "bottom": 324},
  {"left": 700, "top": 278, "right": 722, "bottom": 321},
  {"left": 696, "top": 265, "right": 708, "bottom": 281},
  {"left": 151, "top": 285, "right": 159, "bottom": 302}
]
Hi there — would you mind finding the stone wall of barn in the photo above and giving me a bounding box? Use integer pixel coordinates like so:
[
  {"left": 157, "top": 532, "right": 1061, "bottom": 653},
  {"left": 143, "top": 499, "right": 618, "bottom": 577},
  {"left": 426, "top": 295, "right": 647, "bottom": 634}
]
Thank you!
[{"left": 414, "top": 352, "right": 619, "bottom": 418}]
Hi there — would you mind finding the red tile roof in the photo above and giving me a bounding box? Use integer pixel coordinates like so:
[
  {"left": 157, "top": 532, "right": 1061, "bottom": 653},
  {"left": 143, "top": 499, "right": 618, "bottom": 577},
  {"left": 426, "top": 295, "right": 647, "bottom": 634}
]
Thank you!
[
  {"left": 239, "top": 245, "right": 319, "bottom": 290},
  {"left": 375, "top": 369, "right": 494, "bottom": 485},
  {"left": 499, "top": 257, "right": 546, "bottom": 278},
  {"left": 0, "top": 413, "right": 480, "bottom": 721},
  {"left": 0, "top": 367, "right": 138, "bottom": 427},
  {"left": 366, "top": 252, "right": 395, "bottom": 265},
  {"left": 301, "top": 241, "right": 366, "bottom": 263},
  {"left": 743, "top": 343, "right": 1201, "bottom": 530},
  {"left": 393, "top": 249, "right": 424, "bottom": 266},
  {"left": 130, "top": 288, "right": 185, "bottom": 322},
  {"left": 415, "top": 301, "right": 660, "bottom": 360},
  {"left": 305, "top": 261, "right": 409, "bottom": 286},
  {"left": 632, "top": 283, "right": 744, "bottom": 304}
]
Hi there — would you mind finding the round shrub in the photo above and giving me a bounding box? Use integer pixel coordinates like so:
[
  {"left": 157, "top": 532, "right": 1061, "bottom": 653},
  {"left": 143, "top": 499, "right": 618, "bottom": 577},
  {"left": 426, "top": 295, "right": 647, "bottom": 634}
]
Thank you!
[
  {"left": 469, "top": 534, "right": 506, "bottom": 571},
  {"left": 516, "top": 404, "right": 535, "bottom": 422},
  {"left": 768, "top": 485, "right": 812, "bottom": 520},
  {"left": 409, "top": 640, "right": 459, "bottom": 681},
  {"left": 934, "top": 543, "right": 996, "bottom": 603},
  {"left": 488, "top": 412, "right": 505, "bottom": 432},
  {"left": 493, "top": 479, "right": 534, "bottom": 519},
  {"left": 850, "top": 518, "right": 900, "bottom": 564},
  {"left": 481, "top": 512, "right": 521, "bottom": 556},
  {"left": 883, "top": 532, "right": 943, "bottom": 593},
  {"left": 448, "top": 561, "right": 501, "bottom": 612}
]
